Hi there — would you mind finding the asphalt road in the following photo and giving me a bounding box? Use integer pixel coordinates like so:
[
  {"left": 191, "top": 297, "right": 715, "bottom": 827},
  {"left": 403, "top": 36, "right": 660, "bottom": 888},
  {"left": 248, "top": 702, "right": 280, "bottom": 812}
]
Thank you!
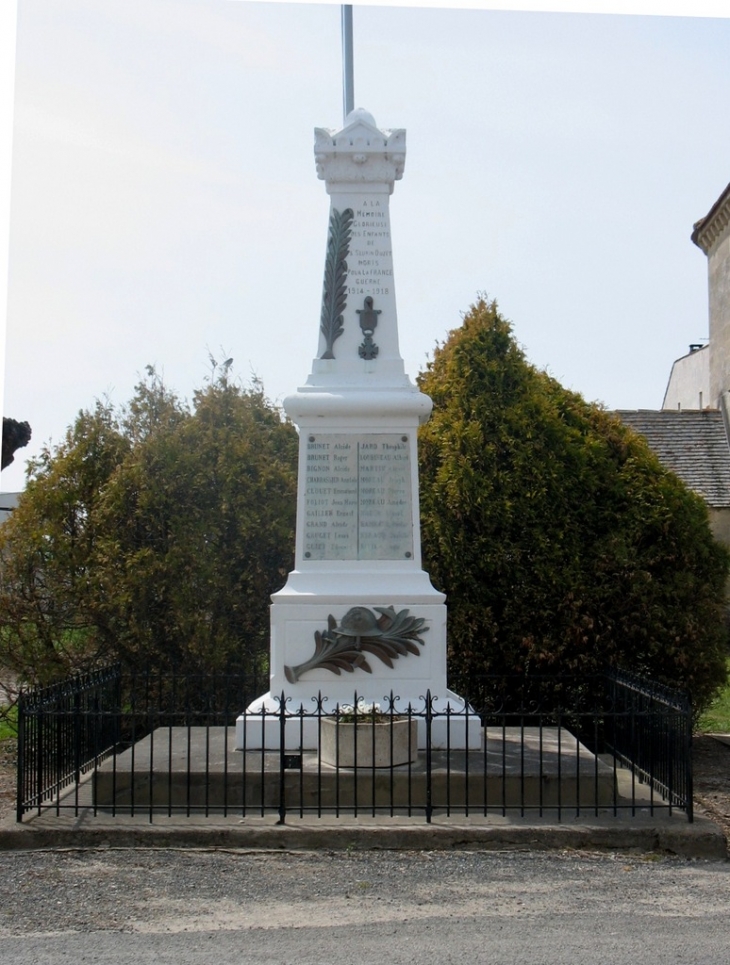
[{"left": 1, "top": 848, "right": 729, "bottom": 965}]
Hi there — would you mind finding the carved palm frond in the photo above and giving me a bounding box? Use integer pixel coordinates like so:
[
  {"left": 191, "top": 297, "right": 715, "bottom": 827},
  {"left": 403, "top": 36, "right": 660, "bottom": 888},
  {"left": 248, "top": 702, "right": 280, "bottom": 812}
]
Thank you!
[
  {"left": 284, "top": 606, "right": 429, "bottom": 683},
  {"left": 319, "top": 207, "right": 354, "bottom": 359}
]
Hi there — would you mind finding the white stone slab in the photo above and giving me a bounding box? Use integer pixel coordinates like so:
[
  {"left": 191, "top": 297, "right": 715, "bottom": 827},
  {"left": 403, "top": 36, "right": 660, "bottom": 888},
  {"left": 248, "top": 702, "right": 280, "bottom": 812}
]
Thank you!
[{"left": 236, "top": 699, "right": 482, "bottom": 753}]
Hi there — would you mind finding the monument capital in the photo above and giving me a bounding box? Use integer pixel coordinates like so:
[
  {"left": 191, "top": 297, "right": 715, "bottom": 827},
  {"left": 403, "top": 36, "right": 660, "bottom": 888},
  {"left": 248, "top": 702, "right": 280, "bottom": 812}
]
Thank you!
[{"left": 314, "top": 108, "right": 406, "bottom": 193}]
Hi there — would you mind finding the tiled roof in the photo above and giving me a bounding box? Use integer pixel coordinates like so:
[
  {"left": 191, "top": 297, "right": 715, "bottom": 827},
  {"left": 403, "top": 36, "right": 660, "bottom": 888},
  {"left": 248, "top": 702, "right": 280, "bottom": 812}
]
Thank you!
[{"left": 616, "top": 409, "right": 730, "bottom": 508}]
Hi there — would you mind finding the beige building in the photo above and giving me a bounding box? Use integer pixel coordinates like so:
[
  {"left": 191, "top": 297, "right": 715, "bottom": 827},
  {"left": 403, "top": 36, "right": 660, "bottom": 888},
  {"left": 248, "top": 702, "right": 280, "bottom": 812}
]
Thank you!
[
  {"left": 619, "top": 182, "right": 730, "bottom": 544},
  {"left": 664, "top": 182, "right": 730, "bottom": 412},
  {"left": 662, "top": 342, "right": 709, "bottom": 411}
]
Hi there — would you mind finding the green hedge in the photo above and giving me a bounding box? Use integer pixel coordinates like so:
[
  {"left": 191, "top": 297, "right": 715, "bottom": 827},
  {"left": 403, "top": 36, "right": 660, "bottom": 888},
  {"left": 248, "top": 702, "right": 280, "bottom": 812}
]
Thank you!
[{"left": 418, "top": 298, "right": 729, "bottom": 715}]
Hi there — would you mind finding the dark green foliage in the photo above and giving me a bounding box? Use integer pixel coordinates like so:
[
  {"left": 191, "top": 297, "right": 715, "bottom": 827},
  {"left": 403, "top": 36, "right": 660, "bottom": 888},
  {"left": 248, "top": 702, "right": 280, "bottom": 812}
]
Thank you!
[
  {"left": 0, "top": 368, "right": 298, "bottom": 682},
  {"left": 417, "top": 298, "right": 729, "bottom": 714},
  {"left": 0, "top": 400, "right": 130, "bottom": 681}
]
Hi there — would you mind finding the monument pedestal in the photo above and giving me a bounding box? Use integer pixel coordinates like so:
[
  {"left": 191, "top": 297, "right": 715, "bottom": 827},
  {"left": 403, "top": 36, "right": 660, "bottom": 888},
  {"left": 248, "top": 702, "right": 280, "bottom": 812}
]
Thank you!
[{"left": 236, "top": 109, "right": 479, "bottom": 751}]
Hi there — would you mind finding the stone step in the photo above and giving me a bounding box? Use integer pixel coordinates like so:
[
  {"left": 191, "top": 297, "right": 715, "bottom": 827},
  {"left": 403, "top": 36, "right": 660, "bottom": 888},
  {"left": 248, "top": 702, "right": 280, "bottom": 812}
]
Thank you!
[{"left": 93, "top": 725, "right": 618, "bottom": 812}]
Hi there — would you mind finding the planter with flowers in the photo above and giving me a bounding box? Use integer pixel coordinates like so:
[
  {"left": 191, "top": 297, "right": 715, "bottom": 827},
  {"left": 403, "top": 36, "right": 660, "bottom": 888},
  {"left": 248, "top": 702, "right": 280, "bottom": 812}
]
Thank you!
[{"left": 319, "top": 701, "right": 419, "bottom": 768}]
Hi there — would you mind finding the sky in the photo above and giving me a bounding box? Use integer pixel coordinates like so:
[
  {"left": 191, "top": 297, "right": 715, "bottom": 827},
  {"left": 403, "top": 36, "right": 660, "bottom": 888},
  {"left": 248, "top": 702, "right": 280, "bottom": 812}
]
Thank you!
[{"left": 2, "top": 0, "right": 730, "bottom": 492}]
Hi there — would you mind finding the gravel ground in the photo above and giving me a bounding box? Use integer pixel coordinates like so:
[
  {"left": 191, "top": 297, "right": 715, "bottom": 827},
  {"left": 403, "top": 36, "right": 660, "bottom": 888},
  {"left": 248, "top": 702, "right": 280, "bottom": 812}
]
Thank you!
[
  {"left": 0, "top": 848, "right": 727, "bottom": 934},
  {"left": 0, "top": 848, "right": 729, "bottom": 965},
  {"left": 0, "top": 738, "right": 728, "bottom": 963},
  {"left": 691, "top": 735, "right": 730, "bottom": 841}
]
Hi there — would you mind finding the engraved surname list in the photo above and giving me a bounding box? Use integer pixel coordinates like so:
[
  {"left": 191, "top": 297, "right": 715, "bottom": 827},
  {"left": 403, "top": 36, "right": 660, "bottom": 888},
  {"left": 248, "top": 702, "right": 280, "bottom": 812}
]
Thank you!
[
  {"left": 304, "top": 438, "right": 358, "bottom": 559},
  {"left": 303, "top": 434, "right": 413, "bottom": 561}
]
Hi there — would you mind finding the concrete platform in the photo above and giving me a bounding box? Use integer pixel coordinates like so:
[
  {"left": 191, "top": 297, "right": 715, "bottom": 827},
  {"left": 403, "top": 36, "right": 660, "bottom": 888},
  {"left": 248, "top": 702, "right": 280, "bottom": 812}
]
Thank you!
[
  {"left": 10, "top": 726, "right": 720, "bottom": 859},
  {"left": 91, "top": 725, "right": 617, "bottom": 812},
  {"left": 7, "top": 804, "right": 724, "bottom": 861}
]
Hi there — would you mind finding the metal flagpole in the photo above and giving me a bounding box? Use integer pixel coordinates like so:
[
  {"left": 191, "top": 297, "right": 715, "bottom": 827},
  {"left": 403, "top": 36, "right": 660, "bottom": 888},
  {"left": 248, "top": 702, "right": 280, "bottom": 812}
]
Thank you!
[{"left": 341, "top": 5, "right": 354, "bottom": 123}]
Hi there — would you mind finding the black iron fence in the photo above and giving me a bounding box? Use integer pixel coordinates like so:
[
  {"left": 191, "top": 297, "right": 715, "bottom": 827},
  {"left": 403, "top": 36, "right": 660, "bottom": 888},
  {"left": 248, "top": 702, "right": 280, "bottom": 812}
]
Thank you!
[
  {"left": 16, "top": 666, "right": 693, "bottom": 823},
  {"left": 605, "top": 668, "right": 693, "bottom": 816},
  {"left": 16, "top": 664, "right": 122, "bottom": 822}
]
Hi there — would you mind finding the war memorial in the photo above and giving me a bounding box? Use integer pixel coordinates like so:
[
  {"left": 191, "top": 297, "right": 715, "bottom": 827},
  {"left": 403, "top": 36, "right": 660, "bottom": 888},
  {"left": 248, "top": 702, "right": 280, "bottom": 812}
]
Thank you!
[
  {"left": 28, "top": 102, "right": 685, "bottom": 823},
  {"left": 13, "top": 12, "right": 695, "bottom": 827},
  {"left": 80, "top": 105, "right": 637, "bottom": 816},
  {"left": 236, "top": 105, "right": 479, "bottom": 753}
]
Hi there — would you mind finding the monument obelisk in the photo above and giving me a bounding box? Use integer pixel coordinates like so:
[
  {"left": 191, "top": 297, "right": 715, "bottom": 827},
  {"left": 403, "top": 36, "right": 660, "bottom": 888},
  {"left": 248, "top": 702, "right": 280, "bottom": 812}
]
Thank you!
[{"left": 237, "top": 13, "right": 478, "bottom": 750}]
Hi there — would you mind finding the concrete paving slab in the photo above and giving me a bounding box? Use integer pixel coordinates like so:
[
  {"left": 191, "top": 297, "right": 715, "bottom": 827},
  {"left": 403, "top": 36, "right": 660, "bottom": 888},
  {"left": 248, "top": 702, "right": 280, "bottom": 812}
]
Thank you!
[{"left": 0, "top": 809, "right": 724, "bottom": 860}]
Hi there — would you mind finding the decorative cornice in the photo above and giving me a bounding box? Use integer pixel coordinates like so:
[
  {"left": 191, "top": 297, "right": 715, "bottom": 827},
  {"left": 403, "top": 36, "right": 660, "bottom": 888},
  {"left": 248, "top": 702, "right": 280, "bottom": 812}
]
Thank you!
[
  {"left": 314, "top": 109, "right": 406, "bottom": 190},
  {"left": 692, "top": 182, "right": 730, "bottom": 254}
]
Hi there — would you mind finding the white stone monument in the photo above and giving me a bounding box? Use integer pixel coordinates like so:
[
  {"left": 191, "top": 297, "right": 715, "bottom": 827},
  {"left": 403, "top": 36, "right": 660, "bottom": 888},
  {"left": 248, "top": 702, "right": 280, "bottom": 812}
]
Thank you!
[{"left": 236, "top": 109, "right": 479, "bottom": 750}]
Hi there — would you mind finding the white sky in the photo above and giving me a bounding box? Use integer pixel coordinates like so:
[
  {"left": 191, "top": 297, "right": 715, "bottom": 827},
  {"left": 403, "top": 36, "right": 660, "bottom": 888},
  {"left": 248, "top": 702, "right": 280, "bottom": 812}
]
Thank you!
[{"left": 2, "top": 0, "right": 730, "bottom": 492}]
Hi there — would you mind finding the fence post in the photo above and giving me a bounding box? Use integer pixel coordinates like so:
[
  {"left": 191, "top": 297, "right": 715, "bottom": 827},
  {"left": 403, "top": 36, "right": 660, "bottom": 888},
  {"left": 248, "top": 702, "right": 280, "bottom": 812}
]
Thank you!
[
  {"left": 278, "top": 690, "right": 287, "bottom": 825},
  {"left": 36, "top": 701, "right": 44, "bottom": 819},
  {"left": 73, "top": 686, "right": 82, "bottom": 786},
  {"left": 425, "top": 689, "right": 433, "bottom": 824},
  {"left": 15, "top": 693, "right": 25, "bottom": 823},
  {"left": 685, "top": 696, "right": 694, "bottom": 823}
]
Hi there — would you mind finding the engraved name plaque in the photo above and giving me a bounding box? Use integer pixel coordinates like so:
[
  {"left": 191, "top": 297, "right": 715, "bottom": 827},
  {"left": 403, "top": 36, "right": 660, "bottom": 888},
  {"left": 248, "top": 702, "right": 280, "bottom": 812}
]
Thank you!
[
  {"left": 347, "top": 201, "right": 393, "bottom": 300},
  {"left": 303, "top": 433, "right": 413, "bottom": 561}
]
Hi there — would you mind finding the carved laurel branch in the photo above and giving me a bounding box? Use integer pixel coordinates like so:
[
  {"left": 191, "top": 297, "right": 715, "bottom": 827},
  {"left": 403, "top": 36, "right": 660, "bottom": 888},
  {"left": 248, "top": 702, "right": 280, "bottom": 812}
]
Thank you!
[
  {"left": 284, "top": 606, "right": 428, "bottom": 684},
  {"left": 319, "top": 207, "right": 354, "bottom": 359}
]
